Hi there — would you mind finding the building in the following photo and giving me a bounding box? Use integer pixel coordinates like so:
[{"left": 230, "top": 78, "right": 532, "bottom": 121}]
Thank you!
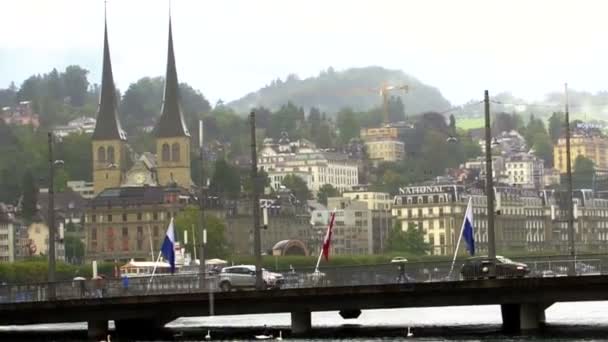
[
  {"left": 205, "top": 189, "right": 312, "bottom": 256},
  {"left": 504, "top": 153, "right": 545, "bottom": 188},
  {"left": 54, "top": 117, "right": 96, "bottom": 137},
  {"left": 259, "top": 135, "right": 358, "bottom": 194},
  {"left": 67, "top": 180, "right": 95, "bottom": 199},
  {"left": 554, "top": 132, "right": 608, "bottom": 174},
  {"left": 91, "top": 16, "right": 193, "bottom": 195},
  {"left": 342, "top": 190, "right": 392, "bottom": 211},
  {"left": 27, "top": 221, "right": 66, "bottom": 262},
  {"left": 311, "top": 198, "right": 372, "bottom": 255},
  {"left": 0, "top": 101, "right": 40, "bottom": 129},
  {"left": 84, "top": 186, "right": 190, "bottom": 262},
  {"left": 360, "top": 126, "right": 405, "bottom": 162},
  {"left": 479, "top": 130, "right": 527, "bottom": 155},
  {"left": 543, "top": 168, "right": 561, "bottom": 187},
  {"left": 364, "top": 140, "right": 405, "bottom": 162},
  {"left": 464, "top": 156, "right": 506, "bottom": 181},
  {"left": 0, "top": 211, "right": 18, "bottom": 262}
]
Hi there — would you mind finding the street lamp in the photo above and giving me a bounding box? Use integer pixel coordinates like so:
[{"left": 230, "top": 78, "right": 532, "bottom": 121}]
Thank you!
[{"left": 47, "top": 132, "right": 64, "bottom": 299}]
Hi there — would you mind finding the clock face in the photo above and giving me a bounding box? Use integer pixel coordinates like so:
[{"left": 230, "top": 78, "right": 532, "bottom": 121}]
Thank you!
[{"left": 135, "top": 172, "right": 146, "bottom": 184}]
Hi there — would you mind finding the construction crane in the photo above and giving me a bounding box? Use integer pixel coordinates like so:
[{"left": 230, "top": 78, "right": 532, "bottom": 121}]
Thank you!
[{"left": 378, "top": 83, "right": 409, "bottom": 124}]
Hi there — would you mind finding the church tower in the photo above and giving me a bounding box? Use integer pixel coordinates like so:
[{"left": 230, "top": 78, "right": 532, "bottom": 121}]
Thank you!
[
  {"left": 92, "top": 15, "right": 127, "bottom": 194},
  {"left": 155, "top": 17, "right": 192, "bottom": 187}
]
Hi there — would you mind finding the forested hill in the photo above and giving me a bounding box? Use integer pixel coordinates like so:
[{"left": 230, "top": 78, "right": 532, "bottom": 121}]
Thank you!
[{"left": 227, "top": 66, "right": 451, "bottom": 115}]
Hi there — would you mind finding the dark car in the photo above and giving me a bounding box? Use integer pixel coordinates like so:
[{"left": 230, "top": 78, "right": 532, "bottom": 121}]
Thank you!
[{"left": 461, "top": 256, "right": 529, "bottom": 280}]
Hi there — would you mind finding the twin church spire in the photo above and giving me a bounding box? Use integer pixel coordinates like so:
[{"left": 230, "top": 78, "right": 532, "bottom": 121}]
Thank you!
[{"left": 93, "top": 13, "right": 189, "bottom": 142}]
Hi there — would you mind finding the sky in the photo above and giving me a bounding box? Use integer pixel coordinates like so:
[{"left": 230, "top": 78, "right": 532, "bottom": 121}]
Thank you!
[{"left": 1, "top": 0, "right": 608, "bottom": 106}]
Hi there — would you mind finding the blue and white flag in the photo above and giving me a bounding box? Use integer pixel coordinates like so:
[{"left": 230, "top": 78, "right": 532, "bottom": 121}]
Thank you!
[
  {"left": 161, "top": 218, "right": 176, "bottom": 273},
  {"left": 462, "top": 198, "right": 475, "bottom": 256}
]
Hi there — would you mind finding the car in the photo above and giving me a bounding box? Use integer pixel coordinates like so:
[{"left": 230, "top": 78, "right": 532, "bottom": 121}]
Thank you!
[
  {"left": 391, "top": 257, "right": 408, "bottom": 263},
  {"left": 460, "top": 256, "right": 529, "bottom": 280},
  {"left": 218, "top": 265, "right": 284, "bottom": 292}
]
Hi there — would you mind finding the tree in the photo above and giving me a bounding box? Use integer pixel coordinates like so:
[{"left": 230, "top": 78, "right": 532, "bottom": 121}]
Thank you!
[
  {"left": 448, "top": 114, "right": 456, "bottom": 135},
  {"left": 336, "top": 108, "right": 359, "bottom": 145},
  {"left": 64, "top": 236, "right": 85, "bottom": 264},
  {"left": 62, "top": 65, "right": 90, "bottom": 107},
  {"left": 548, "top": 112, "right": 565, "bottom": 143},
  {"left": 386, "top": 222, "right": 430, "bottom": 255},
  {"left": 281, "top": 174, "right": 310, "bottom": 204},
  {"left": 573, "top": 155, "right": 595, "bottom": 189},
  {"left": 531, "top": 132, "right": 553, "bottom": 166},
  {"left": 317, "top": 184, "right": 340, "bottom": 206},
  {"left": 524, "top": 114, "right": 547, "bottom": 148},
  {"left": 173, "top": 206, "right": 230, "bottom": 259},
  {"left": 21, "top": 170, "right": 38, "bottom": 221},
  {"left": 209, "top": 159, "right": 240, "bottom": 199},
  {"left": 492, "top": 112, "right": 517, "bottom": 134}
]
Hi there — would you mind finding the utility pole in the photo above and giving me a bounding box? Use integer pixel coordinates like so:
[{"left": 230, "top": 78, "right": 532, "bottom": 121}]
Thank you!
[
  {"left": 484, "top": 90, "right": 497, "bottom": 275},
  {"left": 47, "top": 132, "right": 56, "bottom": 299},
  {"left": 250, "top": 111, "right": 263, "bottom": 290},
  {"left": 198, "top": 120, "right": 206, "bottom": 283},
  {"left": 565, "top": 83, "right": 576, "bottom": 276}
]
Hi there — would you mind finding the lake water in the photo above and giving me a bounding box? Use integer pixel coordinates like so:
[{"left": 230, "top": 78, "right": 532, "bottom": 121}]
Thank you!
[{"left": 2, "top": 301, "right": 608, "bottom": 341}]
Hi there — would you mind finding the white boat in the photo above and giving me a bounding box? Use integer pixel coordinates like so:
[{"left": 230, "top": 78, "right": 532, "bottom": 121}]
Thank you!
[{"left": 254, "top": 334, "right": 273, "bottom": 340}]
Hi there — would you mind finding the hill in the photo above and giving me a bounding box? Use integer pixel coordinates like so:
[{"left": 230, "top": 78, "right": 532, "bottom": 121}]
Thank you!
[{"left": 227, "top": 66, "right": 451, "bottom": 115}]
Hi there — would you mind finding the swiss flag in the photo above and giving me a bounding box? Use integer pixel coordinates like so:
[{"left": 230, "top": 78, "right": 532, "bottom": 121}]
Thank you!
[{"left": 321, "top": 211, "right": 336, "bottom": 261}]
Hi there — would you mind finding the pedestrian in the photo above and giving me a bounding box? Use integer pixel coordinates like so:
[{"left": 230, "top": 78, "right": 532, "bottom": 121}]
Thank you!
[
  {"left": 121, "top": 274, "right": 129, "bottom": 295},
  {"left": 397, "top": 263, "right": 408, "bottom": 283}
]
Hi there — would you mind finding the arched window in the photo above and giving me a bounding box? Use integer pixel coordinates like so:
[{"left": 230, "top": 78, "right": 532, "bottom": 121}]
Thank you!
[
  {"left": 162, "top": 143, "right": 170, "bottom": 162},
  {"left": 97, "top": 146, "right": 106, "bottom": 163},
  {"left": 171, "top": 143, "right": 180, "bottom": 162},
  {"left": 107, "top": 146, "right": 115, "bottom": 164}
]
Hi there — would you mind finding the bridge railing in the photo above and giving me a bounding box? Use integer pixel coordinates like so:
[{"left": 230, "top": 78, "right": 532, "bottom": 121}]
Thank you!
[{"left": 0, "top": 256, "right": 604, "bottom": 303}]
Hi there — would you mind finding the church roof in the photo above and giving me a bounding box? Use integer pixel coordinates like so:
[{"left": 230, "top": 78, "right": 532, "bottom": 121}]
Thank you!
[
  {"left": 155, "top": 18, "right": 190, "bottom": 138},
  {"left": 92, "top": 16, "right": 127, "bottom": 141}
]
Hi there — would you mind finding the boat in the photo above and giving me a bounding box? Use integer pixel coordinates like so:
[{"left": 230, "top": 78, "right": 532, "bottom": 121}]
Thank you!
[{"left": 254, "top": 334, "right": 273, "bottom": 340}]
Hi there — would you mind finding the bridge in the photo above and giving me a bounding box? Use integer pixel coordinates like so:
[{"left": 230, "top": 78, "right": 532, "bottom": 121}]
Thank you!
[{"left": 0, "top": 256, "right": 605, "bottom": 339}]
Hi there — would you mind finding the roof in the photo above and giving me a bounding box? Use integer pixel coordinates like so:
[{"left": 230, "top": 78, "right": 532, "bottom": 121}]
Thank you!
[
  {"left": 88, "top": 186, "right": 187, "bottom": 207},
  {"left": 92, "top": 17, "right": 127, "bottom": 141},
  {"left": 154, "top": 18, "right": 190, "bottom": 138}
]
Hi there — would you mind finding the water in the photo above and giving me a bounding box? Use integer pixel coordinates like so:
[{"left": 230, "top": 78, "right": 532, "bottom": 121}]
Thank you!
[{"left": 2, "top": 302, "right": 608, "bottom": 341}]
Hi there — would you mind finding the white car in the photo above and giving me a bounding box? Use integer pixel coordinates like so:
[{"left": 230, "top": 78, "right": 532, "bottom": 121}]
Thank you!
[{"left": 218, "top": 265, "right": 284, "bottom": 291}]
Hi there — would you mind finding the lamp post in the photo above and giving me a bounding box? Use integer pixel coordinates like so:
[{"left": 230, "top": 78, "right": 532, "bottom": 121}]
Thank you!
[
  {"left": 47, "top": 132, "right": 64, "bottom": 299},
  {"left": 250, "top": 111, "right": 263, "bottom": 290},
  {"left": 483, "top": 91, "right": 497, "bottom": 277},
  {"left": 198, "top": 120, "right": 206, "bottom": 284},
  {"left": 564, "top": 83, "right": 576, "bottom": 276}
]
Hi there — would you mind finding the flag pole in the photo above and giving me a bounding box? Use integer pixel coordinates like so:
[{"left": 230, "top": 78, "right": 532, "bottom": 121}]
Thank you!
[
  {"left": 314, "top": 209, "right": 335, "bottom": 273},
  {"left": 448, "top": 197, "right": 471, "bottom": 279},
  {"left": 146, "top": 250, "right": 164, "bottom": 293}
]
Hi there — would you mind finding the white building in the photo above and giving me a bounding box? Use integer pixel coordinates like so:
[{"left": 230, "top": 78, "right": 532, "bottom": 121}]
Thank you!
[
  {"left": 0, "top": 216, "right": 17, "bottom": 262},
  {"left": 54, "top": 116, "right": 96, "bottom": 137},
  {"left": 505, "top": 153, "right": 544, "bottom": 188},
  {"left": 364, "top": 140, "right": 405, "bottom": 162},
  {"left": 342, "top": 191, "right": 392, "bottom": 210},
  {"left": 259, "top": 134, "right": 358, "bottom": 194},
  {"left": 67, "top": 180, "right": 95, "bottom": 199}
]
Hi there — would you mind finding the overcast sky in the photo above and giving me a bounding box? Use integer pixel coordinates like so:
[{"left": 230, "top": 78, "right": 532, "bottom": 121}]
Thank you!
[{"left": 1, "top": 0, "right": 608, "bottom": 106}]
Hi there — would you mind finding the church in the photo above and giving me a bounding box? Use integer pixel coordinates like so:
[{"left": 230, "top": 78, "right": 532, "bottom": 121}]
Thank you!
[
  {"left": 85, "top": 13, "right": 195, "bottom": 262},
  {"left": 91, "top": 14, "right": 193, "bottom": 195}
]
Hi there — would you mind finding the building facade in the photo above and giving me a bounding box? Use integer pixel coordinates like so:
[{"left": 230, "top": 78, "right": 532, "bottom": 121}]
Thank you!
[
  {"left": 504, "top": 153, "right": 545, "bottom": 188},
  {"left": 554, "top": 133, "right": 608, "bottom": 174},
  {"left": 364, "top": 140, "right": 405, "bottom": 162},
  {"left": 84, "top": 186, "right": 189, "bottom": 262}
]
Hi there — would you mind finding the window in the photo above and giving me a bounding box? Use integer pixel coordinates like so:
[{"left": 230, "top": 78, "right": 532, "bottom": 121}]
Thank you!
[
  {"left": 91, "top": 228, "right": 97, "bottom": 240},
  {"left": 122, "top": 213, "right": 127, "bottom": 222},
  {"left": 153, "top": 212, "right": 158, "bottom": 220},
  {"left": 92, "top": 214, "right": 97, "bottom": 223},
  {"left": 107, "top": 146, "right": 115, "bottom": 163},
  {"left": 153, "top": 226, "right": 159, "bottom": 237},
  {"left": 137, "top": 212, "right": 142, "bottom": 221},
  {"left": 171, "top": 143, "right": 180, "bottom": 162},
  {"left": 107, "top": 214, "right": 112, "bottom": 222},
  {"left": 162, "top": 143, "right": 170, "bottom": 162},
  {"left": 137, "top": 226, "right": 143, "bottom": 238},
  {"left": 97, "top": 146, "right": 106, "bottom": 163},
  {"left": 122, "top": 227, "right": 128, "bottom": 237}
]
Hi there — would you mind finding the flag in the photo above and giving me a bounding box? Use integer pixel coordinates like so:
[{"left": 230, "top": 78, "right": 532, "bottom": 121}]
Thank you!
[
  {"left": 321, "top": 211, "right": 336, "bottom": 261},
  {"left": 161, "top": 218, "right": 176, "bottom": 273},
  {"left": 462, "top": 198, "right": 475, "bottom": 256}
]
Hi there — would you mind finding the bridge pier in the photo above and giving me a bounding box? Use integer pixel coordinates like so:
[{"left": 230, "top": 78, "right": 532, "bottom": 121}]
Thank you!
[
  {"left": 501, "top": 303, "right": 549, "bottom": 332},
  {"left": 290, "top": 311, "right": 311, "bottom": 335},
  {"left": 87, "top": 320, "right": 108, "bottom": 340}
]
